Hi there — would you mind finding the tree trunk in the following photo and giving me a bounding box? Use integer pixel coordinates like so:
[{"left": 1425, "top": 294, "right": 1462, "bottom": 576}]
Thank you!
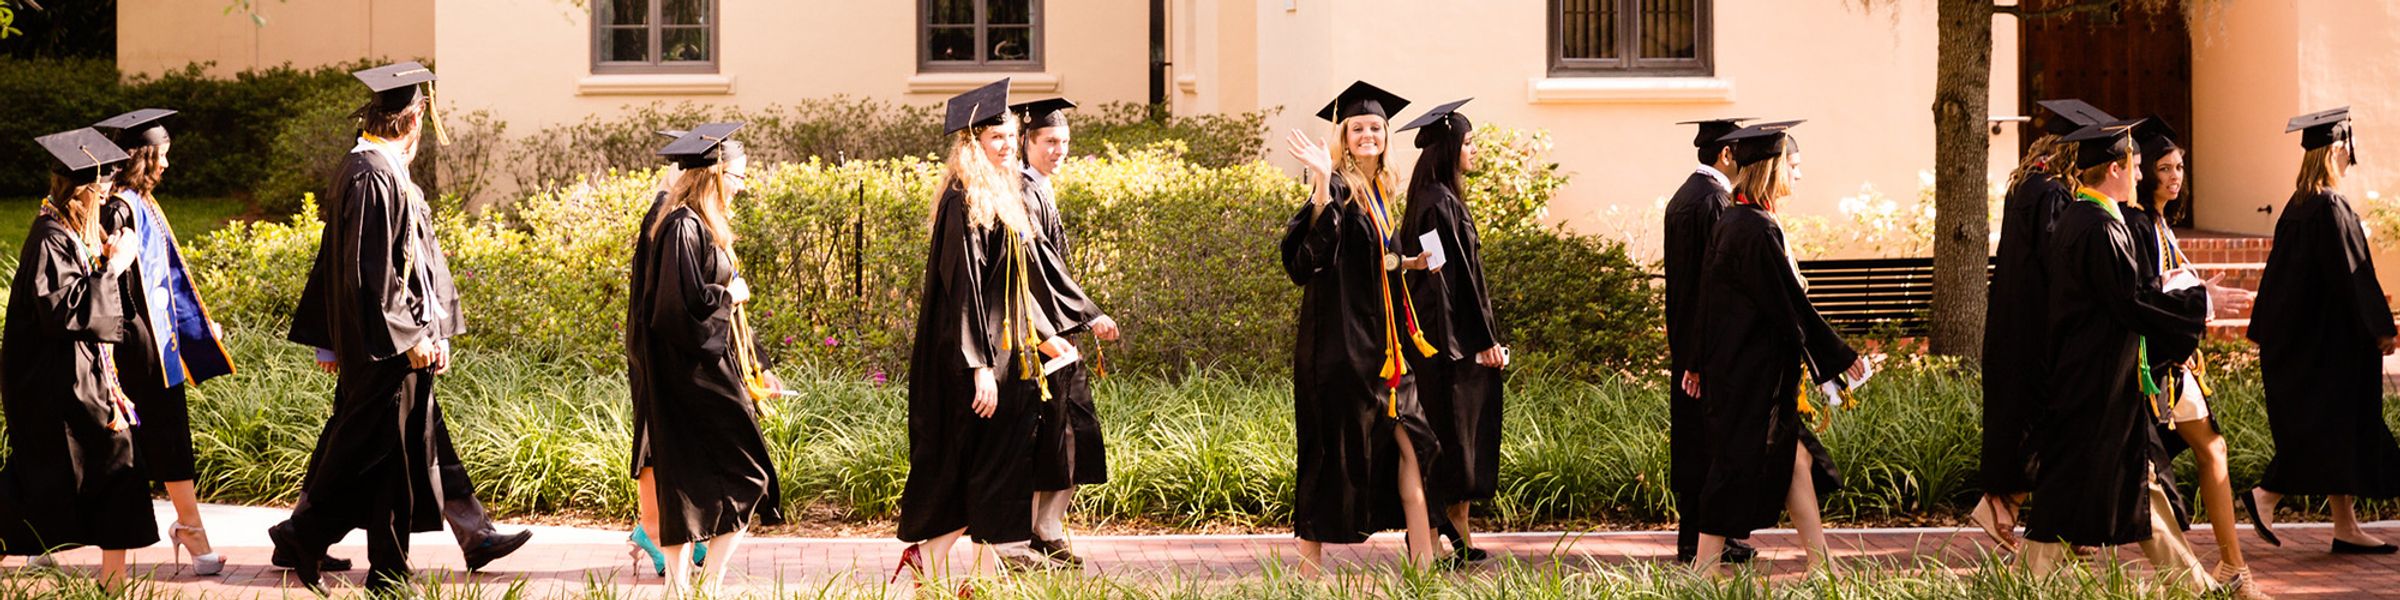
[{"left": 1929, "top": 0, "right": 1993, "bottom": 357}]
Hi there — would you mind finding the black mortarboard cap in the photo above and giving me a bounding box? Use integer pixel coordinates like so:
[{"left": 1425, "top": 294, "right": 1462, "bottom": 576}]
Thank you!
[
  {"left": 945, "top": 79, "right": 1012, "bottom": 135},
  {"left": 1678, "top": 117, "right": 1755, "bottom": 148},
  {"left": 2287, "top": 106, "right": 2356, "bottom": 164},
  {"left": 1314, "top": 81, "right": 1409, "bottom": 123},
  {"left": 37, "top": 128, "right": 132, "bottom": 183},
  {"left": 1398, "top": 98, "right": 1472, "bottom": 132},
  {"left": 1012, "top": 97, "right": 1077, "bottom": 131},
  {"left": 94, "top": 108, "right": 177, "bottom": 149},
  {"left": 1719, "top": 120, "right": 1805, "bottom": 166},
  {"left": 353, "top": 61, "right": 438, "bottom": 112},
  {"left": 657, "top": 122, "right": 745, "bottom": 170},
  {"left": 2036, "top": 99, "right": 2116, "bottom": 137},
  {"left": 2133, "top": 117, "right": 2181, "bottom": 156},
  {"left": 2063, "top": 118, "right": 2145, "bottom": 170}
]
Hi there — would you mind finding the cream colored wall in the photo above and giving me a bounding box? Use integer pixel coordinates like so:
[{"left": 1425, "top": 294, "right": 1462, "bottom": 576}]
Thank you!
[
  {"left": 2190, "top": 0, "right": 2301, "bottom": 237},
  {"left": 118, "top": 0, "right": 433, "bottom": 77},
  {"left": 1224, "top": 0, "right": 2019, "bottom": 253},
  {"left": 432, "top": 0, "right": 1150, "bottom": 137}
]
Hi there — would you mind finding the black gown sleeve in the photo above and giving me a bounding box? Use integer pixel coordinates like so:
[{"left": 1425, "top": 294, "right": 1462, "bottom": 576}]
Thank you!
[
  {"left": 30, "top": 233, "right": 127, "bottom": 344},
  {"left": 1435, "top": 198, "right": 1498, "bottom": 353},
  {"left": 2081, "top": 219, "right": 2209, "bottom": 366},
  {"left": 1763, "top": 222, "right": 1857, "bottom": 382},
  {"left": 2327, "top": 196, "right": 2399, "bottom": 339},
  {"left": 337, "top": 170, "right": 425, "bottom": 362},
  {"left": 649, "top": 215, "right": 733, "bottom": 357},
  {"left": 1280, "top": 181, "right": 1348, "bottom": 287},
  {"left": 933, "top": 188, "right": 994, "bottom": 370}
]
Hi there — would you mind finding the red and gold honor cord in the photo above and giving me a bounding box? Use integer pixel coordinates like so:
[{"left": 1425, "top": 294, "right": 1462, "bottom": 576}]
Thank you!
[{"left": 1361, "top": 182, "right": 1436, "bottom": 417}]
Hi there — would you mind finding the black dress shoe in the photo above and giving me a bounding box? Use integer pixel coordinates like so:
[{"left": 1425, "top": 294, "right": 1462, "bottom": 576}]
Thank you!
[
  {"left": 270, "top": 547, "right": 354, "bottom": 572},
  {"left": 267, "top": 523, "right": 326, "bottom": 594},
  {"left": 2332, "top": 539, "right": 2400, "bottom": 554},
  {"left": 2240, "top": 489, "right": 2283, "bottom": 547},
  {"left": 1723, "top": 539, "right": 1757, "bottom": 564},
  {"left": 463, "top": 530, "right": 534, "bottom": 572}
]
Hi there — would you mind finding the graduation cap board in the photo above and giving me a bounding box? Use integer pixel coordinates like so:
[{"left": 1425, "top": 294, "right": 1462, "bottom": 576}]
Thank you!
[
  {"left": 2133, "top": 117, "right": 2181, "bottom": 155},
  {"left": 2063, "top": 118, "right": 2145, "bottom": 170},
  {"left": 2036, "top": 99, "right": 2117, "bottom": 137},
  {"left": 1399, "top": 98, "right": 1472, "bottom": 148},
  {"left": 656, "top": 129, "right": 690, "bottom": 140},
  {"left": 94, "top": 108, "right": 177, "bottom": 149},
  {"left": 1012, "top": 97, "right": 1077, "bottom": 131},
  {"left": 2288, "top": 106, "right": 2356, "bottom": 164},
  {"left": 1718, "top": 120, "right": 1805, "bottom": 166},
  {"left": 1315, "top": 81, "right": 1410, "bottom": 124},
  {"left": 657, "top": 122, "right": 744, "bottom": 170},
  {"left": 945, "top": 79, "right": 1012, "bottom": 135},
  {"left": 1677, "top": 117, "right": 1755, "bottom": 149},
  {"left": 37, "top": 128, "right": 132, "bottom": 183}
]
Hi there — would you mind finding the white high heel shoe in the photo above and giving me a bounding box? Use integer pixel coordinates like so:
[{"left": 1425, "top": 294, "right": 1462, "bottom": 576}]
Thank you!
[{"left": 168, "top": 522, "right": 226, "bottom": 576}]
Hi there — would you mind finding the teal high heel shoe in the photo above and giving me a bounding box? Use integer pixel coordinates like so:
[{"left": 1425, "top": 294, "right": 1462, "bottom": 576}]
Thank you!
[
  {"left": 628, "top": 525, "right": 667, "bottom": 575},
  {"left": 692, "top": 538, "right": 709, "bottom": 566}
]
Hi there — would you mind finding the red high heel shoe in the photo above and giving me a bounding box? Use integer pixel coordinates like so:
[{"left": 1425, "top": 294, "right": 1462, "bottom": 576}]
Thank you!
[{"left": 889, "top": 543, "right": 926, "bottom": 584}]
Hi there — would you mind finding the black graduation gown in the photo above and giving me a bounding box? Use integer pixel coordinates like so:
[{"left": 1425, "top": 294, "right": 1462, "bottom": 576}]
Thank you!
[
  {"left": 1688, "top": 204, "right": 1851, "bottom": 540},
  {"left": 2020, "top": 199, "right": 2208, "bottom": 547},
  {"left": 284, "top": 150, "right": 457, "bottom": 538},
  {"left": 635, "top": 208, "right": 785, "bottom": 546},
  {"left": 1980, "top": 172, "right": 2071, "bottom": 495},
  {"left": 626, "top": 190, "right": 669, "bottom": 478},
  {"left": 1400, "top": 182, "right": 1502, "bottom": 505},
  {"left": 2248, "top": 189, "right": 2400, "bottom": 498},
  {"left": 898, "top": 184, "right": 1044, "bottom": 544},
  {"left": 1280, "top": 177, "right": 1439, "bottom": 544},
  {"left": 0, "top": 213, "right": 158, "bottom": 553},
  {"left": 1021, "top": 169, "right": 1109, "bottom": 491},
  {"left": 2122, "top": 206, "right": 2208, "bottom": 527},
  {"left": 1661, "top": 171, "right": 1727, "bottom": 538}
]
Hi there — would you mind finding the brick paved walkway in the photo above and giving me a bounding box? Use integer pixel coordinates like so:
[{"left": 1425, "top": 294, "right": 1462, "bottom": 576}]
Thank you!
[{"left": 10, "top": 503, "right": 2399, "bottom": 597}]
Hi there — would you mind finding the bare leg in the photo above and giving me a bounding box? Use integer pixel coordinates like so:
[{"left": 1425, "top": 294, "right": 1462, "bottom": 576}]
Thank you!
[
  {"left": 920, "top": 528, "right": 967, "bottom": 580},
  {"left": 969, "top": 542, "right": 999, "bottom": 578},
  {"left": 1445, "top": 502, "right": 1473, "bottom": 549},
  {"left": 1395, "top": 427, "right": 1435, "bottom": 567},
  {"left": 1786, "top": 443, "right": 1831, "bottom": 573},
  {"left": 697, "top": 527, "right": 746, "bottom": 596},
  {"left": 1692, "top": 534, "right": 1726, "bottom": 576},
  {"left": 97, "top": 550, "right": 127, "bottom": 593},
  {"left": 164, "top": 481, "right": 213, "bottom": 556},
  {"left": 637, "top": 468, "right": 661, "bottom": 535},
  {"left": 662, "top": 543, "right": 694, "bottom": 597},
  {"left": 2175, "top": 420, "right": 2245, "bottom": 569},
  {"left": 1296, "top": 539, "right": 1324, "bottom": 578},
  {"left": 2331, "top": 495, "right": 2388, "bottom": 546}
]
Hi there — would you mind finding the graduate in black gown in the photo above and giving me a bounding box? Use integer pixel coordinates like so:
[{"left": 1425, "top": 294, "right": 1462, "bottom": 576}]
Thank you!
[
  {"left": 1011, "top": 97, "right": 1122, "bottom": 568},
  {"left": 1279, "top": 81, "right": 1441, "bottom": 575},
  {"left": 0, "top": 128, "right": 152, "bottom": 592},
  {"left": 1395, "top": 99, "right": 1508, "bottom": 567},
  {"left": 271, "top": 62, "right": 471, "bottom": 594},
  {"left": 1682, "top": 120, "right": 1861, "bottom": 575},
  {"left": 896, "top": 78, "right": 1065, "bottom": 583},
  {"left": 1973, "top": 98, "right": 2114, "bottom": 548},
  {"left": 634, "top": 122, "right": 785, "bottom": 596},
  {"left": 2017, "top": 120, "right": 2213, "bottom": 593},
  {"left": 2123, "top": 120, "right": 2272, "bottom": 597},
  {"left": 2246, "top": 107, "right": 2400, "bottom": 555},
  {"left": 1660, "top": 116, "right": 1757, "bottom": 566},
  {"left": 627, "top": 128, "right": 715, "bottom": 575},
  {"left": 89, "top": 108, "right": 236, "bottom": 577}
]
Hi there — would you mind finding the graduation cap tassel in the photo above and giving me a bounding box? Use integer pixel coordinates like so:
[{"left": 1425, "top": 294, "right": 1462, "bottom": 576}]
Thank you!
[{"left": 426, "top": 81, "right": 451, "bottom": 147}]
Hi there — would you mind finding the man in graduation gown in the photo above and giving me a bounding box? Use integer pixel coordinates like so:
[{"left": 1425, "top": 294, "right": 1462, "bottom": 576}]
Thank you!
[
  {"left": 2018, "top": 120, "right": 2212, "bottom": 592},
  {"left": 2247, "top": 107, "right": 2400, "bottom": 554},
  {"left": 1011, "top": 97, "right": 1121, "bottom": 567},
  {"left": 1659, "top": 117, "right": 1755, "bottom": 565},
  {"left": 1974, "top": 99, "right": 2115, "bottom": 545},
  {"left": 270, "top": 62, "right": 520, "bottom": 593}
]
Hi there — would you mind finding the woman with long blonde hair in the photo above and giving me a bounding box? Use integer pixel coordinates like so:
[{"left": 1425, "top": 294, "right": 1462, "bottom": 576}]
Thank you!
[
  {"left": 633, "top": 122, "right": 785, "bottom": 597},
  {"left": 1279, "top": 81, "right": 1441, "bottom": 576},
  {"left": 897, "top": 79, "right": 1066, "bottom": 588},
  {"left": 1681, "top": 121, "right": 1863, "bottom": 575},
  {"left": 0, "top": 128, "right": 152, "bottom": 591},
  {"left": 2246, "top": 107, "right": 2400, "bottom": 557}
]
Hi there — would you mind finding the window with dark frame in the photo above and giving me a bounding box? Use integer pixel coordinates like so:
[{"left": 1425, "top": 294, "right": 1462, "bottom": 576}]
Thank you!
[
  {"left": 1550, "top": 0, "right": 1710, "bottom": 76},
  {"left": 921, "top": 0, "right": 1043, "bottom": 72},
  {"left": 593, "top": 0, "right": 718, "bottom": 74}
]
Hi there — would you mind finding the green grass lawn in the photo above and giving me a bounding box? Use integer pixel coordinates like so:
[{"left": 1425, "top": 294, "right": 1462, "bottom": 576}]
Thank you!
[{"left": 0, "top": 196, "right": 252, "bottom": 258}]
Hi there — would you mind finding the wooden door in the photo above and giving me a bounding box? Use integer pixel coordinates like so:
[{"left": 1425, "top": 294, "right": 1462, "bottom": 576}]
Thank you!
[{"left": 2020, "top": 1, "right": 2195, "bottom": 226}]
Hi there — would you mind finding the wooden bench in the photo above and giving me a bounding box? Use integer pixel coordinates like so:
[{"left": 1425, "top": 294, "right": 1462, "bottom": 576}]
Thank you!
[{"left": 1795, "top": 257, "right": 1995, "bottom": 336}]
